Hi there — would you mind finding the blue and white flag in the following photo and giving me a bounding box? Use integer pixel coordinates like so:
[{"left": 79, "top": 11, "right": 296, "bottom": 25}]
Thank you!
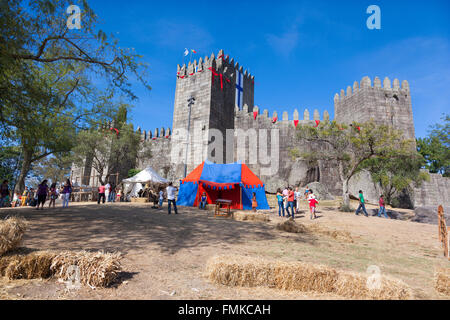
[{"left": 235, "top": 72, "right": 244, "bottom": 109}]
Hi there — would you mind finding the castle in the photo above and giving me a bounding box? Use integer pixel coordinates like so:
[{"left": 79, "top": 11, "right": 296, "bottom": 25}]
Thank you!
[{"left": 72, "top": 50, "right": 449, "bottom": 208}]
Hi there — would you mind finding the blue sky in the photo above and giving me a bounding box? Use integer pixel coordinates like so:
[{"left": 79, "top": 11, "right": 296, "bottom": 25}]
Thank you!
[{"left": 87, "top": 0, "right": 450, "bottom": 138}]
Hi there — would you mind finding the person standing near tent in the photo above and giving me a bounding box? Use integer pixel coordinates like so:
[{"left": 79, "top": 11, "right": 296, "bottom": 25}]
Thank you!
[
  {"left": 252, "top": 192, "right": 258, "bottom": 212},
  {"left": 98, "top": 183, "right": 106, "bottom": 204},
  {"left": 199, "top": 192, "right": 208, "bottom": 210},
  {"left": 166, "top": 182, "right": 178, "bottom": 215},
  {"left": 355, "top": 190, "right": 369, "bottom": 217},
  {"left": 61, "top": 179, "right": 72, "bottom": 208},
  {"left": 276, "top": 189, "right": 285, "bottom": 217},
  {"left": 286, "top": 187, "right": 295, "bottom": 219}
]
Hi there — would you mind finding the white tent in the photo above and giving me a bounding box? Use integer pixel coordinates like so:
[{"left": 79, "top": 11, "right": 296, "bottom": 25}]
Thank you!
[{"left": 122, "top": 167, "right": 169, "bottom": 199}]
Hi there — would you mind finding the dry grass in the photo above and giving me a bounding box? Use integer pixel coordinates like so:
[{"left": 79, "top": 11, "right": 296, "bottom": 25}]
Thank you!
[
  {"left": 276, "top": 219, "right": 308, "bottom": 233},
  {"left": 206, "top": 255, "right": 412, "bottom": 300},
  {"left": 51, "top": 251, "right": 122, "bottom": 288},
  {"left": 233, "top": 211, "right": 270, "bottom": 222},
  {"left": 276, "top": 220, "right": 353, "bottom": 243},
  {"left": 434, "top": 268, "right": 450, "bottom": 296},
  {"left": 0, "top": 217, "right": 28, "bottom": 256}
]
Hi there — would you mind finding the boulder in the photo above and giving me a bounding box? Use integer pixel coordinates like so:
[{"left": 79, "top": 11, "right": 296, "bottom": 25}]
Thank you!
[{"left": 301, "top": 182, "right": 334, "bottom": 200}]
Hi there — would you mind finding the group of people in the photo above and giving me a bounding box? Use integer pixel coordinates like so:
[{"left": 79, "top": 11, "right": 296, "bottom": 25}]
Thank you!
[
  {"left": 97, "top": 182, "right": 121, "bottom": 204},
  {"left": 0, "top": 179, "right": 73, "bottom": 210},
  {"left": 276, "top": 186, "right": 318, "bottom": 220}
]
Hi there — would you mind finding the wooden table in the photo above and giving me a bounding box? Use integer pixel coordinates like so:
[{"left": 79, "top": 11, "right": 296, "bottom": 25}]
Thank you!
[{"left": 214, "top": 199, "right": 232, "bottom": 217}]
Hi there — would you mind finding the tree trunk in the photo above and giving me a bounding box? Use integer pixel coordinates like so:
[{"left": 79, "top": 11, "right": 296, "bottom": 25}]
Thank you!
[
  {"left": 338, "top": 161, "right": 350, "bottom": 208},
  {"left": 342, "top": 179, "right": 350, "bottom": 208},
  {"left": 14, "top": 147, "right": 33, "bottom": 194}
]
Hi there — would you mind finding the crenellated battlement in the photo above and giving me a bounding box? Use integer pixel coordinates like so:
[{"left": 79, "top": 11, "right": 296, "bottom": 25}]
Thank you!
[
  {"left": 334, "top": 76, "right": 410, "bottom": 103},
  {"left": 235, "top": 104, "right": 331, "bottom": 125},
  {"left": 176, "top": 49, "right": 254, "bottom": 82},
  {"left": 136, "top": 126, "right": 172, "bottom": 141}
]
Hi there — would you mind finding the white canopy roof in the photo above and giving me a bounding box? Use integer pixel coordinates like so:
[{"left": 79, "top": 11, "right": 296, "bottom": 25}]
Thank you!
[{"left": 122, "top": 167, "right": 169, "bottom": 184}]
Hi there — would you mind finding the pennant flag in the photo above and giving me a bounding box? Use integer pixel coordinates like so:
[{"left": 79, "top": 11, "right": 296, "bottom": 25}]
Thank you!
[
  {"left": 314, "top": 120, "right": 320, "bottom": 127},
  {"left": 272, "top": 116, "right": 278, "bottom": 123},
  {"left": 253, "top": 111, "right": 258, "bottom": 120},
  {"left": 294, "top": 120, "right": 299, "bottom": 127},
  {"left": 191, "top": 49, "right": 197, "bottom": 54},
  {"left": 184, "top": 48, "right": 189, "bottom": 56}
]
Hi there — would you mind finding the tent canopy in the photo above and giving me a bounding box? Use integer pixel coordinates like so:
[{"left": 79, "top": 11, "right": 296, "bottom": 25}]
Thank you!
[
  {"left": 122, "top": 167, "right": 168, "bottom": 199},
  {"left": 122, "top": 167, "right": 169, "bottom": 184},
  {"left": 177, "top": 160, "right": 270, "bottom": 210}
]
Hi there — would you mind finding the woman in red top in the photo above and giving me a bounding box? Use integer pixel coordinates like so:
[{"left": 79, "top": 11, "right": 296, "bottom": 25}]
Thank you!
[{"left": 287, "top": 187, "right": 295, "bottom": 219}]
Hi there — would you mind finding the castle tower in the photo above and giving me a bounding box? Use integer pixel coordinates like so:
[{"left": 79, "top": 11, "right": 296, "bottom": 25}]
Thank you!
[
  {"left": 171, "top": 50, "right": 255, "bottom": 180},
  {"left": 334, "top": 76, "right": 415, "bottom": 142}
]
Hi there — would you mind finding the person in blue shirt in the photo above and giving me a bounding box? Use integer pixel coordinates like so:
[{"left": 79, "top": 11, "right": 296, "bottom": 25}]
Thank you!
[
  {"left": 276, "top": 188, "right": 285, "bottom": 217},
  {"left": 199, "top": 192, "right": 208, "bottom": 210}
]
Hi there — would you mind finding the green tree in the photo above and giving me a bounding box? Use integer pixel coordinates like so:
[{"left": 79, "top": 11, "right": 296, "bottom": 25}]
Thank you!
[
  {"left": 0, "top": 0, "right": 150, "bottom": 192},
  {"left": 293, "top": 120, "right": 416, "bottom": 209},
  {"left": 71, "top": 110, "right": 151, "bottom": 185},
  {"left": 363, "top": 154, "right": 429, "bottom": 207},
  {"left": 417, "top": 114, "right": 450, "bottom": 177}
]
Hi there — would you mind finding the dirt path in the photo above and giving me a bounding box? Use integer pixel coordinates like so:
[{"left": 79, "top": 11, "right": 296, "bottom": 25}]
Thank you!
[{"left": 0, "top": 201, "right": 448, "bottom": 300}]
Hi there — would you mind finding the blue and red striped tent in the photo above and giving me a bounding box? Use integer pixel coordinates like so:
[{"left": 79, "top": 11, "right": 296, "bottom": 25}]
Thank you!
[{"left": 177, "top": 160, "right": 269, "bottom": 210}]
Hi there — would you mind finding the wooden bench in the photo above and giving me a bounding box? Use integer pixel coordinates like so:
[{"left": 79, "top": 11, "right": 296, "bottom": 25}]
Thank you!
[{"left": 214, "top": 199, "right": 232, "bottom": 217}]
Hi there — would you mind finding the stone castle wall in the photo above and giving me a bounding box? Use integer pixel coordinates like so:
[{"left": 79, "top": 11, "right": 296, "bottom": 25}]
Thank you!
[{"left": 71, "top": 50, "right": 449, "bottom": 209}]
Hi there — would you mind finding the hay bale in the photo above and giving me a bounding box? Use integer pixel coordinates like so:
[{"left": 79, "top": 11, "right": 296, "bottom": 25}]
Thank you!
[
  {"left": 434, "top": 268, "right": 450, "bottom": 296},
  {"left": 0, "top": 251, "right": 56, "bottom": 279},
  {"left": 276, "top": 220, "right": 308, "bottom": 233},
  {"left": 233, "top": 211, "right": 270, "bottom": 222},
  {"left": 334, "top": 272, "right": 412, "bottom": 300},
  {"left": 206, "top": 255, "right": 412, "bottom": 300},
  {"left": 50, "top": 251, "right": 122, "bottom": 288},
  {"left": 0, "top": 217, "right": 27, "bottom": 256}
]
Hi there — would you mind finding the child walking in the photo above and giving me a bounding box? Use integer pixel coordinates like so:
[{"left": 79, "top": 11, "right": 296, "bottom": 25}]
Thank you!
[{"left": 308, "top": 196, "right": 319, "bottom": 220}]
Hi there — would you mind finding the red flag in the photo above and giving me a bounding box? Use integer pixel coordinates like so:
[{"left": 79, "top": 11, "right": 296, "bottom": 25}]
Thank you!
[
  {"left": 294, "top": 120, "right": 299, "bottom": 127},
  {"left": 314, "top": 120, "right": 320, "bottom": 127},
  {"left": 272, "top": 116, "right": 278, "bottom": 123},
  {"left": 253, "top": 111, "right": 258, "bottom": 120}
]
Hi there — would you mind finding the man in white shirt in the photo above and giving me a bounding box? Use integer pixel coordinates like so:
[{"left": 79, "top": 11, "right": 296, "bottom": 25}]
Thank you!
[
  {"left": 294, "top": 187, "right": 301, "bottom": 213},
  {"left": 166, "top": 182, "right": 178, "bottom": 214}
]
